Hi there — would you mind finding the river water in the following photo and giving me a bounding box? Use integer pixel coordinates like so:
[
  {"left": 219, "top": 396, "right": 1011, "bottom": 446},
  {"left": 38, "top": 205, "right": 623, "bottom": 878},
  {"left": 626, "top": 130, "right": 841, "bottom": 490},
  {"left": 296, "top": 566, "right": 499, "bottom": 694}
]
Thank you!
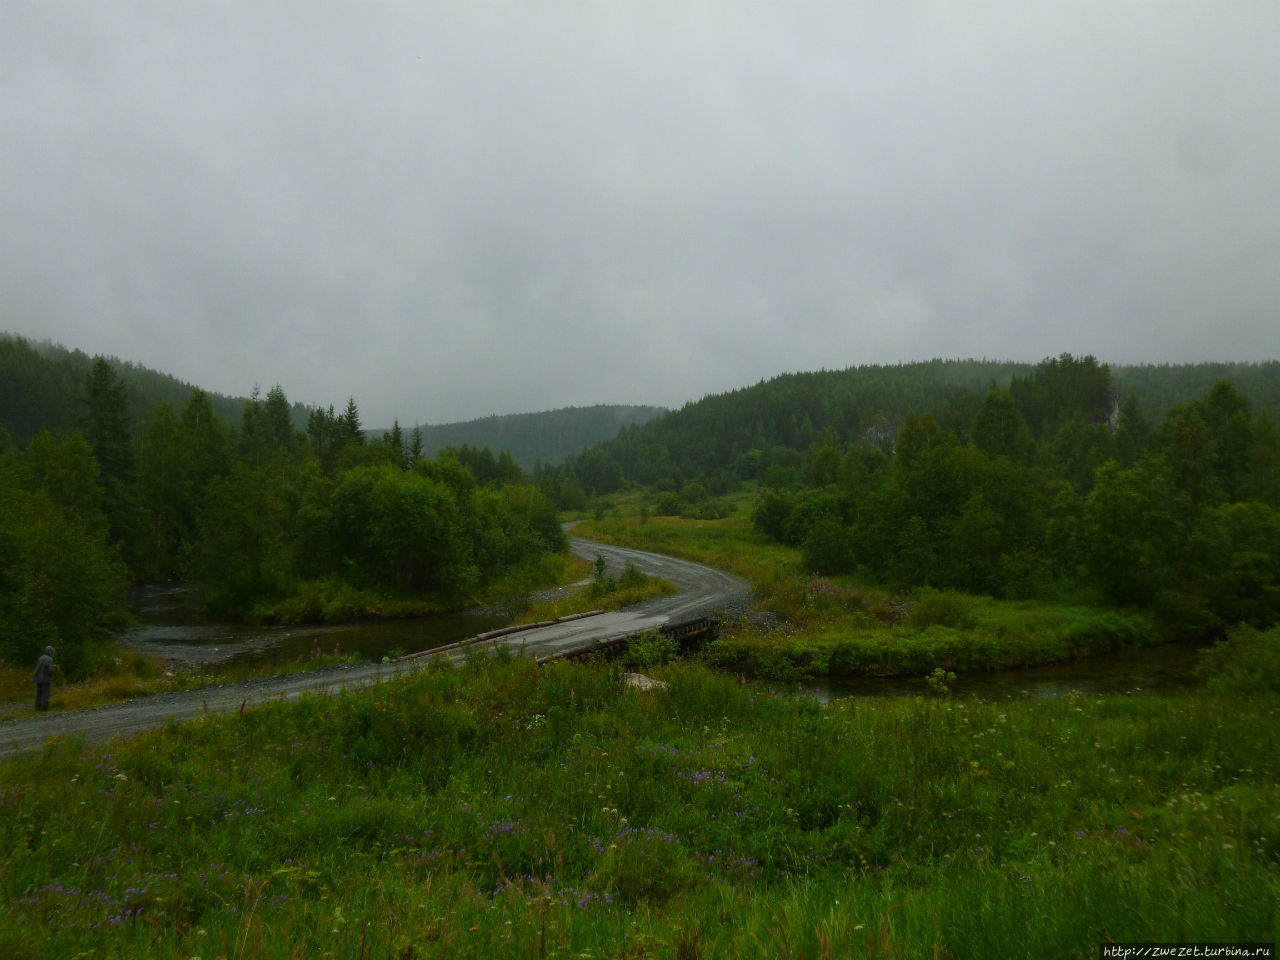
[
  {"left": 809, "top": 641, "right": 1207, "bottom": 701},
  {"left": 122, "top": 584, "right": 1208, "bottom": 698},
  {"left": 121, "top": 584, "right": 509, "bottom": 669}
]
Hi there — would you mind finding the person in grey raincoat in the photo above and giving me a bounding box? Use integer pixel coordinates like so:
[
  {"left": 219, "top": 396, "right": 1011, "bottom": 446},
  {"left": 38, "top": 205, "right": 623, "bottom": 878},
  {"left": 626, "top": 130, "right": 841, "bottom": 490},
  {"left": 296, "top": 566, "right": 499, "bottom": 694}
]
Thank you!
[{"left": 32, "top": 646, "right": 55, "bottom": 711}]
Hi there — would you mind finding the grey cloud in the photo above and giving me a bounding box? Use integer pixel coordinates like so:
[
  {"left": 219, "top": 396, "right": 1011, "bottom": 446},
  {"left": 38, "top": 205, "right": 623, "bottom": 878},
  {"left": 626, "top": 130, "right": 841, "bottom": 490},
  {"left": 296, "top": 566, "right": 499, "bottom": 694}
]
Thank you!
[{"left": 2, "top": 2, "right": 1277, "bottom": 426}]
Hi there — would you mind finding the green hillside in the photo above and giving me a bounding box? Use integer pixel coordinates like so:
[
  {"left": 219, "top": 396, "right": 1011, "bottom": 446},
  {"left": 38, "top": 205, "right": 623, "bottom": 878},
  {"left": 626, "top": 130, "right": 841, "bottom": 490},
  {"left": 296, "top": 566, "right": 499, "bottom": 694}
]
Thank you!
[
  {"left": 378, "top": 405, "right": 666, "bottom": 470},
  {"left": 0, "top": 334, "right": 256, "bottom": 443},
  {"left": 556, "top": 356, "right": 1279, "bottom": 494},
  {"left": 1, "top": 334, "right": 663, "bottom": 470}
]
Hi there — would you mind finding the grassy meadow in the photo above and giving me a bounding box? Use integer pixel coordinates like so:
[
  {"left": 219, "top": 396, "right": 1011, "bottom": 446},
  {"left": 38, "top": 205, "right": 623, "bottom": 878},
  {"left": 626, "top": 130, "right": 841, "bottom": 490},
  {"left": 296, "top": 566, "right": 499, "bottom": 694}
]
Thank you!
[{"left": 2, "top": 648, "right": 1277, "bottom": 958}]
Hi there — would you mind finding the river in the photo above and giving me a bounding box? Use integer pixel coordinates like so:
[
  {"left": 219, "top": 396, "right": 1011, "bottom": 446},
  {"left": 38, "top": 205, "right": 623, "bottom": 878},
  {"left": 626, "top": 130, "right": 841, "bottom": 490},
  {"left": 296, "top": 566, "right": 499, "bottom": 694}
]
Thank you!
[
  {"left": 808, "top": 640, "right": 1207, "bottom": 701},
  {"left": 121, "top": 583, "right": 510, "bottom": 669}
]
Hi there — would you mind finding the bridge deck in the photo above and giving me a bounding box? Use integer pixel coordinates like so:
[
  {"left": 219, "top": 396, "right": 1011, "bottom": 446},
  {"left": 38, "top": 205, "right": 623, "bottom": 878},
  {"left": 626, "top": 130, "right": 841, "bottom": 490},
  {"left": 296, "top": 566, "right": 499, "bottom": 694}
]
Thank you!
[
  {"left": 399, "top": 609, "right": 719, "bottom": 666},
  {"left": 400, "top": 609, "right": 669, "bottom": 665}
]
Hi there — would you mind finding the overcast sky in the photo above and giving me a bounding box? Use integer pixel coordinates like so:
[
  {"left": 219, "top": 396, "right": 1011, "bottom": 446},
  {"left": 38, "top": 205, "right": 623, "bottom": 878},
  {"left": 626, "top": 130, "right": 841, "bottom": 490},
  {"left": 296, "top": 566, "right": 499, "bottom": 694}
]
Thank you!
[{"left": 3, "top": 2, "right": 1277, "bottom": 426}]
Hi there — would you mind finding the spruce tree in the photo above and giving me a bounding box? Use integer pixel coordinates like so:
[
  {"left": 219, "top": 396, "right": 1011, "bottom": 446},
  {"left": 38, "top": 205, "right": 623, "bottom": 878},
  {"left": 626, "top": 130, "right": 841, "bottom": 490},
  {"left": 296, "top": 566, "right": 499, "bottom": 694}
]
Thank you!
[
  {"left": 81, "top": 357, "right": 141, "bottom": 566},
  {"left": 339, "top": 397, "right": 364, "bottom": 446}
]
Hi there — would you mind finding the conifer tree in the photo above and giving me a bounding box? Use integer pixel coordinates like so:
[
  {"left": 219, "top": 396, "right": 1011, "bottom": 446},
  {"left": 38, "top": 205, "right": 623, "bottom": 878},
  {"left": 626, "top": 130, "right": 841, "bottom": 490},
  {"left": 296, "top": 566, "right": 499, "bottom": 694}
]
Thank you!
[
  {"left": 385, "top": 420, "right": 406, "bottom": 468},
  {"left": 81, "top": 357, "right": 141, "bottom": 565},
  {"left": 339, "top": 397, "right": 364, "bottom": 446},
  {"left": 262, "top": 384, "right": 296, "bottom": 453}
]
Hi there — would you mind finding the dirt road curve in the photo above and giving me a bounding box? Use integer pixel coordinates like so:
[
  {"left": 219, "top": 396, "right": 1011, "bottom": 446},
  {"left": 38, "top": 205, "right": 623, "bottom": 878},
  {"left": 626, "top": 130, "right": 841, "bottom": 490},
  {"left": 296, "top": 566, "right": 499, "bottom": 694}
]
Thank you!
[{"left": 1, "top": 535, "right": 749, "bottom": 759}]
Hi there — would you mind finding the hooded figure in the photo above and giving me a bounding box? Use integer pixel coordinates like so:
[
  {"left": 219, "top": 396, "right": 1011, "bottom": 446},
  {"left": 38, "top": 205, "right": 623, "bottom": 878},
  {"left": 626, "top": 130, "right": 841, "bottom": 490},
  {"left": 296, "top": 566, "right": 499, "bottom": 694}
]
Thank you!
[{"left": 32, "top": 646, "right": 55, "bottom": 711}]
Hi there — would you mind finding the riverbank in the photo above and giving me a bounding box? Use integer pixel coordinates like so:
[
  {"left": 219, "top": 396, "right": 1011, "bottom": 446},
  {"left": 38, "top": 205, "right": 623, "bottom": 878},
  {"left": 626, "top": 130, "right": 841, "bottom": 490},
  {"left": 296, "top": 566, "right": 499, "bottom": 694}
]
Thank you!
[
  {"left": 2, "top": 653, "right": 1276, "bottom": 958},
  {"left": 574, "top": 512, "right": 1175, "bottom": 681}
]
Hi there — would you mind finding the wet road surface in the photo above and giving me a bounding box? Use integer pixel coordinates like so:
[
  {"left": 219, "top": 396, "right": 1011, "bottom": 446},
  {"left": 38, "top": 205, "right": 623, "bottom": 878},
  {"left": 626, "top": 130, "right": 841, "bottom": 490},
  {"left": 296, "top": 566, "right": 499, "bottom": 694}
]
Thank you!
[{"left": 1, "top": 535, "right": 749, "bottom": 759}]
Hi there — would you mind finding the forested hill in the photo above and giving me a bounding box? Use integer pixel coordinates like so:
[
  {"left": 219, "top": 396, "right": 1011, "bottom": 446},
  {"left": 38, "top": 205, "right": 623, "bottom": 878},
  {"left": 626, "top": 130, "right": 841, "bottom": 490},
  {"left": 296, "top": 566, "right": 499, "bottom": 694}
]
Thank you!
[
  {"left": 2, "top": 334, "right": 663, "bottom": 470},
  {"left": 558, "top": 357, "right": 1280, "bottom": 494},
  {"left": 561, "top": 360, "right": 1033, "bottom": 493},
  {"left": 374, "top": 405, "right": 666, "bottom": 470},
  {"left": 0, "top": 334, "right": 268, "bottom": 443},
  {"left": 1112, "top": 362, "right": 1280, "bottom": 419}
]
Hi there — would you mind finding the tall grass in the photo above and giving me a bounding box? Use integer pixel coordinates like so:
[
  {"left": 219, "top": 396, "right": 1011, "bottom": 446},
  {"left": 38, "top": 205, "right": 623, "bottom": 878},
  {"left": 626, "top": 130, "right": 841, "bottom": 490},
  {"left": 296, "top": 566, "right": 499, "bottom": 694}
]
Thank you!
[{"left": 2, "top": 653, "right": 1276, "bottom": 958}]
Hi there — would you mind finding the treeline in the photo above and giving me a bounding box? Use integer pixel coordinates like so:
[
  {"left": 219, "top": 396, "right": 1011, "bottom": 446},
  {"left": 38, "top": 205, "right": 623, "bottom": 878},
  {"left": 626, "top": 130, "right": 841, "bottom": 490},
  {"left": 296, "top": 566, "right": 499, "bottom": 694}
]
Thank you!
[
  {"left": 0, "top": 360, "right": 564, "bottom": 674},
  {"left": 547, "top": 357, "right": 1280, "bottom": 501},
  {"left": 750, "top": 356, "right": 1280, "bottom": 635}
]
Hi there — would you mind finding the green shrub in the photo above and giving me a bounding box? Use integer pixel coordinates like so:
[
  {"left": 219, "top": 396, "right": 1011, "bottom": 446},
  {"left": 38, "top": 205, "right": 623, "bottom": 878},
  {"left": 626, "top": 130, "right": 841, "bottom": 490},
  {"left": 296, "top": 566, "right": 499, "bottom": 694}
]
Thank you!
[
  {"left": 623, "top": 630, "right": 679, "bottom": 669},
  {"left": 801, "top": 516, "right": 856, "bottom": 575},
  {"left": 618, "top": 562, "right": 646, "bottom": 590},
  {"left": 589, "top": 560, "right": 648, "bottom": 598},
  {"left": 653, "top": 492, "right": 681, "bottom": 516},
  {"left": 1199, "top": 624, "right": 1280, "bottom": 694},
  {"left": 906, "top": 588, "right": 978, "bottom": 629}
]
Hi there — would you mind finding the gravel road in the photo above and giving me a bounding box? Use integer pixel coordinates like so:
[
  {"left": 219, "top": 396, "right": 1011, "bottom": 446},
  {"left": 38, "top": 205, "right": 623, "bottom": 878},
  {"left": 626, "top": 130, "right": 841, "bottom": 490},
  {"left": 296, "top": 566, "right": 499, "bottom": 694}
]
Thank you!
[
  {"left": 567, "top": 534, "right": 751, "bottom": 621},
  {"left": 0, "top": 534, "right": 750, "bottom": 759}
]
